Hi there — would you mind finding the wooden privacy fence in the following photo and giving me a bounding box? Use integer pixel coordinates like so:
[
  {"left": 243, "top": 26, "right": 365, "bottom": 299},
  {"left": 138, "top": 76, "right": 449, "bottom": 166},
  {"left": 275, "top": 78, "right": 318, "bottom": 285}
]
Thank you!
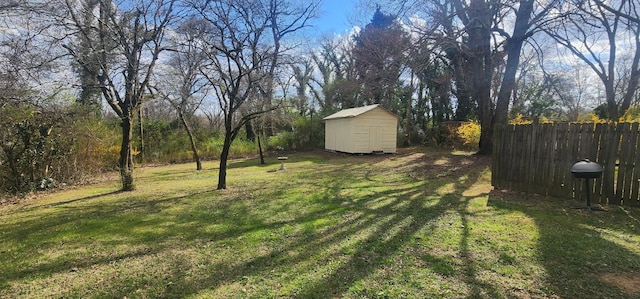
[{"left": 492, "top": 122, "right": 640, "bottom": 206}]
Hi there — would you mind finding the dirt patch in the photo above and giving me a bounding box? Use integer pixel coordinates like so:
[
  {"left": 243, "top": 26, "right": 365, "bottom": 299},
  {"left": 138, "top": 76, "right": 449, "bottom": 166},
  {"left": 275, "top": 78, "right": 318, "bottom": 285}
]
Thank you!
[
  {"left": 396, "top": 149, "right": 491, "bottom": 180},
  {"left": 600, "top": 272, "right": 640, "bottom": 295}
]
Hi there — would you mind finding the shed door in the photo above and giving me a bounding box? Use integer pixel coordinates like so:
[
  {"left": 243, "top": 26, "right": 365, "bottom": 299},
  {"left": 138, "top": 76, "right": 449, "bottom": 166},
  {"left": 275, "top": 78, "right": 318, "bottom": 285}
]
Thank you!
[{"left": 369, "top": 127, "right": 383, "bottom": 152}]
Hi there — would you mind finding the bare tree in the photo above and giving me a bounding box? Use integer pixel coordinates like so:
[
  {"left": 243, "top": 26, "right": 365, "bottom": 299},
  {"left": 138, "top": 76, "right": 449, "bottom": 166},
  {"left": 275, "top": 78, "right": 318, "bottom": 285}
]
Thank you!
[
  {"left": 193, "top": 0, "right": 316, "bottom": 189},
  {"left": 546, "top": 63, "right": 599, "bottom": 121},
  {"left": 70, "top": 0, "right": 105, "bottom": 114},
  {"left": 309, "top": 34, "right": 360, "bottom": 113},
  {"left": 450, "top": 0, "right": 494, "bottom": 154},
  {"left": 352, "top": 7, "right": 410, "bottom": 110},
  {"left": 543, "top": 0, "right": 640, "bottom": 120},
  {"left": 309, "top": 38, "right": 339, "bottom": 111},
  {"left": 492, "top": 0, "right": 559, "bottom": 125},
  {"left": 61, "top": 0, "right": 178, "bottom": 191},
  {"left": 0, "top": 1, "right": 65, "bottom": 104},
  {"left": 156, "top": 17, "right": 209, "bottom": 170},
  {"left": 402, "top": 0, "right": 562, "bottom": 154},
  {"left": 0, "top": 2, "right": 95, "bottom": 193},
  {"left": 262, "top": 0, "right": 319, "bottom": 135},
  {"left": 290, "top": 57, "right": 314, "bottom": 116}
]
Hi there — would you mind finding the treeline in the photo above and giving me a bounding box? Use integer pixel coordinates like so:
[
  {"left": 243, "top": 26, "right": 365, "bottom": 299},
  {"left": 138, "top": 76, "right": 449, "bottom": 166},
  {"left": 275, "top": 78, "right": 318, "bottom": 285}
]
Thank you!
[
  {"left": 2, "top": 0, "right": 640, "bottom": 193},
  {"left": 0, "top": 99, "right": 322, "bottom": 195}
]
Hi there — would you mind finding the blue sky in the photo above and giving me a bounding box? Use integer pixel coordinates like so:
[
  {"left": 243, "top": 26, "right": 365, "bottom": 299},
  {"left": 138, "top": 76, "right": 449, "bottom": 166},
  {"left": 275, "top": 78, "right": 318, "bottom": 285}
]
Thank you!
[{"left": 313, "top": 0, "right": 358, "bottom": 36}]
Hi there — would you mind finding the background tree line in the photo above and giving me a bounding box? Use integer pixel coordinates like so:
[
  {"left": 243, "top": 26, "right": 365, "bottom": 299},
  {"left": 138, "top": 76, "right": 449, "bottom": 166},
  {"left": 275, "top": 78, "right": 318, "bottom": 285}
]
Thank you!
[{"left": 1, "top": 0, "right": 639, "bottom": 194}]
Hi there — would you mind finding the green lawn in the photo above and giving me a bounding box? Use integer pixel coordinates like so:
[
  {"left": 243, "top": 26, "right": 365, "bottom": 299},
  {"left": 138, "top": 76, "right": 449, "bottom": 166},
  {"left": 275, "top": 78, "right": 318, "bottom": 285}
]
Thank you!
[{"left": 1, "top": 148, "right": 640, "bottom": 298}]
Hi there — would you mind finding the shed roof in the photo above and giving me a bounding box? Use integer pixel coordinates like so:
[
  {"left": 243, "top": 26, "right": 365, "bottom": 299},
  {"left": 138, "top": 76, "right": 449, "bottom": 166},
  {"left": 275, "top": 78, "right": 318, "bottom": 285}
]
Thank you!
[{"left": 323, "top": 104, "right": 398, "bottom": 120}]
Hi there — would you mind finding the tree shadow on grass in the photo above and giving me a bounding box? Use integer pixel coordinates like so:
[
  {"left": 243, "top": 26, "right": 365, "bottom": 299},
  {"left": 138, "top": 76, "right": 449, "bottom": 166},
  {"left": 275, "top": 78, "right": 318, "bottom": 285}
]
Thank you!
[
  {"left": 488, "top": 192, "right": 640, "bottom": 298},
  {"left": 272, "top": 152, "right": 496, "bottom": 298},
  {"left": 158, "top": 180, "right": 438, "bottom": 297},
  {"left": 1, "top": 176, "right": 388, "bottom": 296},
  {"left": 0, "top": 191, "right": 214, "bottom": 289},
  {"left": 1, "top": 150, "right": 498, "bottom": 298},
  {"left": 295, "top": 185, "right": 493, "bottom": 298}
]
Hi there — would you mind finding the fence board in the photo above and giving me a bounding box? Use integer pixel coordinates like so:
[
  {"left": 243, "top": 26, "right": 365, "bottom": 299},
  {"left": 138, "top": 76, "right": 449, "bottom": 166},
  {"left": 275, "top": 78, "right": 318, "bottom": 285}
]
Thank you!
[
  {"left": 605, "top": 124, "right": 620, "bottom": 204},
  {"left": 492, "top": 122, "right": 640, "bottom": 206},
  {"left": 495, "top": 125, "right": 508, "bottom": 190},
  {"left": 631, "top": 122, "right": 640, "bottom": 206},
  {"left": 567, "top": 124, "right": 580, "bottom": 200},
  {"left": 623, "top": 123, "right": 639, "bottom": 206},
  {"left": 552, "top": 123, "right": 569, "bottom": 198},
  {"left": 534, "top": 125, "right": 550, "bottom": 195},
  {"left": 492, "top": 125, "right": 501, "bottom": 189},
  {"left": 544, "top": 124, "right": 557, "bottom": 196},
  {"left": 592, "top": 124, "right": 605, "bottom": 203},
  {"left": 525, "top": 124, "right": 536, "bottom": 194},
  {"left": 619, "top": 124, "right": 634, "bottom": 204},
  {"left": 616, "top": 123, "right": 631, "bottom": 204},
  {"left": 513, "top": 125, "right": 526, "bottom": 192},
  {"left": 580, "top": 124, "right": 598, "bottom": 202}
]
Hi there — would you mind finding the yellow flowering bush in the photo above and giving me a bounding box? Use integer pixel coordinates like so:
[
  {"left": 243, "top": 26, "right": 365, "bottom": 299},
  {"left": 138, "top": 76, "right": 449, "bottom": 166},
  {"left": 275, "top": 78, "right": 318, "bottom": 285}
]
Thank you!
[{"left": 457, "top": 122, "right": 481, "bottom": 148}]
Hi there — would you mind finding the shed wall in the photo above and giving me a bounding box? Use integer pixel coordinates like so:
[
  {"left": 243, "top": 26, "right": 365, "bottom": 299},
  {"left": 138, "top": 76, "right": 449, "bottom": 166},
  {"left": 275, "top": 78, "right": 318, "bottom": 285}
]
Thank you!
[
  {"left": 353, "top": 109, "right": 397, "bottom": 153},
  {"left": 325, "top": 118, "right": 355, "bottom": 153},
  {"left": 324, "top": 107, "right": 397, "bottom": 154}
]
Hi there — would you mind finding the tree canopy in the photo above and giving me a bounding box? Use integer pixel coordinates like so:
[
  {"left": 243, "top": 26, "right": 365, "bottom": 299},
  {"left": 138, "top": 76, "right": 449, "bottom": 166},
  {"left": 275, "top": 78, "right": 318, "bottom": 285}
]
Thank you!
[{"left": 2, "top": 0, "right": 640, "bottom": 193}]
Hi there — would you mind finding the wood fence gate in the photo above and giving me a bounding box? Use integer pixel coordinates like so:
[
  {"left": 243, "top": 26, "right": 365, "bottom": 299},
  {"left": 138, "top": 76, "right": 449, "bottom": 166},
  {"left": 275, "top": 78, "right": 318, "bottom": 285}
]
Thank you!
[{"left": 492, "top": 122, "right": 640, "bottom": 206}]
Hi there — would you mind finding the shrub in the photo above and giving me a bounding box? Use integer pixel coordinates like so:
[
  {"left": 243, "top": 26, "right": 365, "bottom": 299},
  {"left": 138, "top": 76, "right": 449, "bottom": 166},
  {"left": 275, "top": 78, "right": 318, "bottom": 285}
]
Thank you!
[
  {"left": 229, "top": 138, "right": 259, "bottom": 157},
  {"left": 268, "top": 131, "right": 297, "bottom": 151},
  {"left": 268, "top": 116, "right": 324, "bottom": 151},
  {"left": 509, "top": 114, "right": 533, "bottom": 125},
  {"left": 0, "top": 104, "right": 118, "bottom": 194},
  {"left": 72, "top": 117, "right": 121, "bottom": 172},
  {"left": 457, "top": 122, "right": 481, "bottom": 149}
]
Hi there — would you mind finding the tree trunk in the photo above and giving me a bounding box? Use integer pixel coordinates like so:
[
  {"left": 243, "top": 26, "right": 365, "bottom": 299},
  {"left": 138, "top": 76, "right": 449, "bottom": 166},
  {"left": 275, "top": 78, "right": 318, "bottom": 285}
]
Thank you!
[
  {"left": 620, "top": 35, "right": 640, "bottom": 117},
  {"left": 448, "top": 50, "right": 474, "bottom": 121},
  {"left": 257, "top": 132, "right": 265, "bottom": 165},
  {"left": 454, "top": 93, "right": 473, "bottom": 121},
  {"left": 217, "top": 131, "right": 233, "bottom": 190},
  {"left": 138, "top": 107, "right": 144, "bottom": 164},
  {"left": 120, "top": 116, "right": 135, "bottom": 191},
  {"left": 245, "top": 119, "right": 255, "bottom": 141},
  {"left": 494, "top": 0, "right": 534, "bottom": 126},
  {"left": 179, "top": 111, "right": 202, "bottom": 171},
  {"left": 477, "top": 100, "right": 493, "bottom": 155},
  {"left": 468, "top": 0, "right": 493, "bottom": 156},
  {"left": 605, "top": 82, "right": 618, "bottom": 120}
]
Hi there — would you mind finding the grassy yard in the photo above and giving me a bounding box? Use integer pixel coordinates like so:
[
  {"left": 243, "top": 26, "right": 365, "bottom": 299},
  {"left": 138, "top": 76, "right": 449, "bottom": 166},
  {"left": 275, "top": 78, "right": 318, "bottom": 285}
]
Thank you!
[{"left": 1, "top": 148, "right": 640, "bottom": 298}]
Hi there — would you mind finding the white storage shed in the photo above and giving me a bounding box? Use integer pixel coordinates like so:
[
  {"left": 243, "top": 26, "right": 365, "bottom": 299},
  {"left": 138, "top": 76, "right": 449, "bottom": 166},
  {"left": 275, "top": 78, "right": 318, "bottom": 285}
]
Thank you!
[{"left": 323, "top": 104, "right": 399, "bottom": 154}]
